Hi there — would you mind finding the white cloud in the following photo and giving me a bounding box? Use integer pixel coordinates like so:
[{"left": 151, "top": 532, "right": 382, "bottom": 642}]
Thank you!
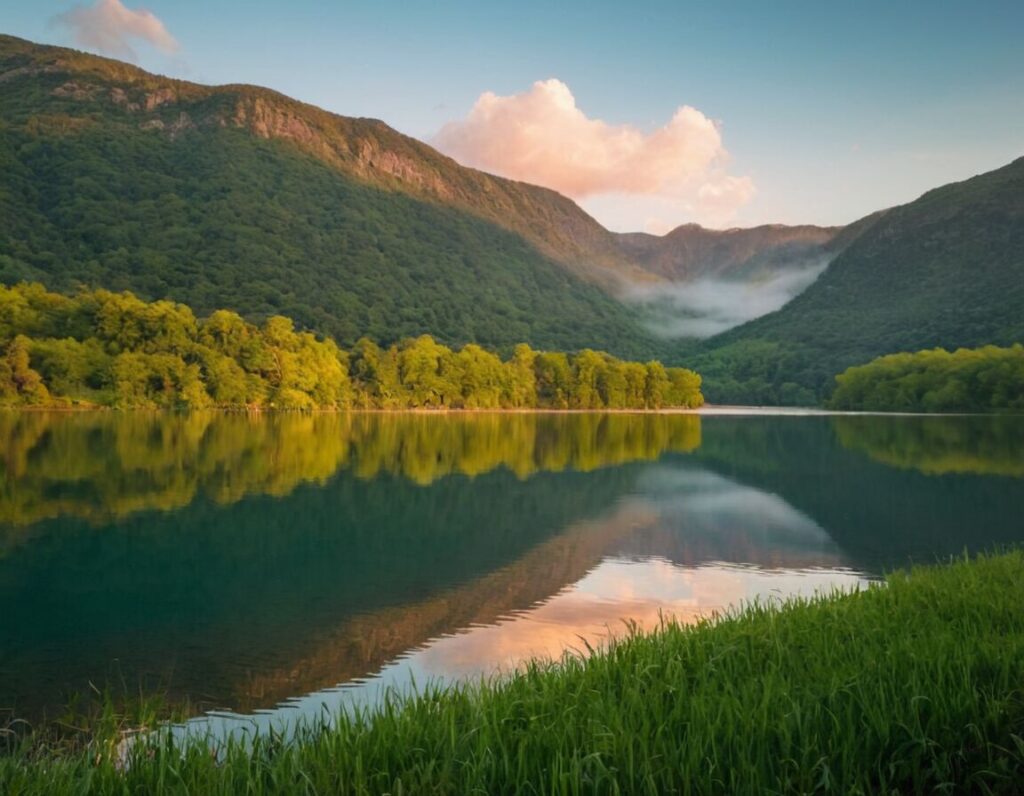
[
  {"left": 52, "top": 0, "right": 179, "bottom": 61},
  {"left": 433, "top": 79, "right": 754, "bottom": 228},
  {"left": 696, "top": 175, "right": 757, "bottom": 220}
]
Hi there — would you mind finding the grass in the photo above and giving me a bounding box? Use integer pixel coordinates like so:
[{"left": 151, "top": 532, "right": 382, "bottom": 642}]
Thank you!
[{"left": 3, "top": 552, "right": 1024, "bottom": 794}]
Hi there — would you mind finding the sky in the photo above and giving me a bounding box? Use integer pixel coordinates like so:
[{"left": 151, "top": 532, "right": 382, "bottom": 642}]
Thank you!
[{"left": 4, "top": 0, "right": 1023, "bottom": 232}]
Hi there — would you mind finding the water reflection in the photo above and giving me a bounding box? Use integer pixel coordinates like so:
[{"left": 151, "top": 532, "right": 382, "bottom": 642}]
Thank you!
[
  {"left": 224, "top": 472, "right": 846, "bottom": 714},
  {"left": 694, "top": 416, "right": 1024, "bottom": 570},
  {"left": 0, "top": 412, "right": 700, "bottom": 533},
  {"left": 833, "top": 415, "right": 1024, "bottom": 477},
  {"left": 358, "top": 560, "right": 866, "bottom": 687},
  {"left": 186, "top": 559, "right": 867, "bottom": 744},
  {"left": 2, "top": 411, "right": 1023, "bottom": 729}
]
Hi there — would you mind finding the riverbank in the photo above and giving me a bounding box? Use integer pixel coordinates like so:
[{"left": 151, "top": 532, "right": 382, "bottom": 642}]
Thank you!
[
  {"left": 5, "top": 404, "right": 1017, "bottom": 416},
  {"left": 3, "top": 551, "right": 1023, "bottom": 794}
]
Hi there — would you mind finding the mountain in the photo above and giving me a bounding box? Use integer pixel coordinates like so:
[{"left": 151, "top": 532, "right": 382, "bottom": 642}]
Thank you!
[
  {"left": 9, "top": 33, "right": 1015, "bottom": 396},
  {"left": 616, "top": 223, "right": 842, "bottom": 282},
  {"left": 691, "top": 158, "right": 1024, "bottom": 404},
  {"left": 0, "top": 34, "right": 666, "bottom": 357},
  {"left": 0, "top": 34, "right": 871, "bottom": 361}
]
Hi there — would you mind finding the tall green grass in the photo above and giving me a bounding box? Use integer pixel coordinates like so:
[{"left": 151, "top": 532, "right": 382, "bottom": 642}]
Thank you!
[{"left": 4, "top": 552, "right": 1024, "bottom": 794}]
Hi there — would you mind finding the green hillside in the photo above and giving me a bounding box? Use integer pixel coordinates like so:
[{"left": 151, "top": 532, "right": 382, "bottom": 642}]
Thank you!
[
  {"left": 0, "top": 35, "right": 660, "bottom": 358},
  {"left": 5, "top": 34, "right": 1021, "bottom": 394},
  {"left": 691, "top": 157, "right": 1024, "bottom": 404}
]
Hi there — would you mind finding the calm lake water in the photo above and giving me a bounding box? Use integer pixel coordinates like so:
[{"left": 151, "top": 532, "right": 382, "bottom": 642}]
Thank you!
[{"left": 2, "top": 411, "right": 1023, "bottom": 732}]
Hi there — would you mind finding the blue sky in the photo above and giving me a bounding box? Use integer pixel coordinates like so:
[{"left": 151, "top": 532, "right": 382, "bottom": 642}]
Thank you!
[{"left": 3, "top": 0, "right": 1022, "bottom": 231}]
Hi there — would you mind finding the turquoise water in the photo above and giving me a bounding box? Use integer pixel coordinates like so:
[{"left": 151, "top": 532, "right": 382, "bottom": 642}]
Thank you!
[{"left": 1, "top": 411, "right": 1022, "bottom": 728}]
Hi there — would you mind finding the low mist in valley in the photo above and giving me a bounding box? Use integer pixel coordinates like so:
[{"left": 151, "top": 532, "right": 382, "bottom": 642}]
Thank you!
[{"left": 624, "top": 258, "right": 830, "bottom": 338}]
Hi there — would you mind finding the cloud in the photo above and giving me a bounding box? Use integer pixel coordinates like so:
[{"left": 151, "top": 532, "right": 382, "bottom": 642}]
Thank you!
[
  {"left": 696, "top": 175, "right": 757, "bottom": 220},
  {"left": 433, "top": 79, "right": 754, "bottom": 227},
  {"left": 625, "top": 259, "right": 829, "bottom": 338},
  {"left": 52, "top": 0, "right": 179, "bottom": 61}
]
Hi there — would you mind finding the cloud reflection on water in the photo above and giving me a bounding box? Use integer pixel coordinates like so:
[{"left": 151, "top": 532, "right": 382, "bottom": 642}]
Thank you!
[
  {"left": 406, "top": 559, "right": 866, "bottom": 679},
  {"left": 183, "top": 465, "right": 868, "bottom": 741}
]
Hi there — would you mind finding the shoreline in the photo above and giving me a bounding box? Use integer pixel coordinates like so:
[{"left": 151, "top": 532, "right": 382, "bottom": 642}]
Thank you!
[
  {"left": 2, "top": 405, "right": 1020, "bottom": 417},
  {"left": 3, "top": 552, "right": 1021, "bottom": 793}
]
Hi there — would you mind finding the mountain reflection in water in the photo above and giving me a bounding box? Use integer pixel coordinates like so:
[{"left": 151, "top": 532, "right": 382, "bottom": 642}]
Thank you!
[{"left": 1, "top": 411, "right": 1022, "bottom": 728}]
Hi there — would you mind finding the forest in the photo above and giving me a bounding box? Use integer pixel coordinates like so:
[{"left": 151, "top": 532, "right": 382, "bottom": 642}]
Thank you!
[
  {"left": 0, "top": 35, "right": 660, "bottom": 361},
  {"left": 0, "top": 283, "right": 704, "bottom": 411},
  {"left": 827, "top": 344, "right": 1024, "bottom": 413}
]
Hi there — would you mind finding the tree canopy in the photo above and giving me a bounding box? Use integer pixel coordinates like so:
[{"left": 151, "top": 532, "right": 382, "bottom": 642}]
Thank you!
[
  {"left": 827, "top": 344, "right": 1024, "bottom": 413},
  {"left": 0, "top": 283, "right": 704, "bottom": 411}
]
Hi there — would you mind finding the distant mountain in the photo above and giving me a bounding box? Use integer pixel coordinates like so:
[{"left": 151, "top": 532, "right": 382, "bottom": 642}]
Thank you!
[
  {"left": 0, "top": 34, "right": 661, "bottom": 356},
  {"left": 616, "top": 223, "right": 842, "bottom": 282},
  {"left": 691, "top": 157, "right": 1024, "bottom": 404}
]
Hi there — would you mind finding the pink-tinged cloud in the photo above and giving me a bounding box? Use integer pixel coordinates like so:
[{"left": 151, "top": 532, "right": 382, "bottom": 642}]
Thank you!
[
  {"left": 433, "top": 79, "right": 754, "bottom": 228},
  {"left": 52, "top": 0, "right": 179, "bottom": 61}
]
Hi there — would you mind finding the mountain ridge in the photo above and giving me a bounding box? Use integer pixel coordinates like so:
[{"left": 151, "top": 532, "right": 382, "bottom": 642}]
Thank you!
[
  {"left": 1, "top": 34, "right": 670, "bottom": 355},
  {"left": 12, "top": 31, "right": 1014, "bottom": 394},
  {"left": 617, "top": 223, "right": 844, "bottom": 282},
  {"left": 0, "top": 34, "right": 849, "bottom": 289},
  {"left": 690, "top": 155, "right": 1024, "bottom": 402},
  {"left": 0, "top": 34, "right": 650, "bottom": 287}
]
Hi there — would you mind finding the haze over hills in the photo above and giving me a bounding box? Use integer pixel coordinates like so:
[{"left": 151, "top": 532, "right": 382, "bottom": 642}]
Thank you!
[
  {"left": 691, "top": 157, "right": 1024, "bottom": 403},
  {"left": 618, "top": 223, "right": 852, "bottom": 340}
]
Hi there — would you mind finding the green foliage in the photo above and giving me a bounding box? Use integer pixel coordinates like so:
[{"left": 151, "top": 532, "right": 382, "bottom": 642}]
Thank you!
[
  {"left": 534, "top": 351, "right": 572, "bottom": 409},
  {"left": 349, "top": 338, "right": 402, "bottom": 409},
  {"left": 828, "top": 344, "right": 1024, "bottom": 412},
  {"left": 0, "top": 283, "right": 702, "bottom": 410},
  {"left": 665, "top": 365, "right": 704, "bottom": 408},
  {"left": 0, "top": 412, "right": 703, "bottom": 530},
  {"left": 0, "top": 35, "right": 660, "bottom": 360},
  {"left": 690, "top": 157, "right": 1024, "bottom": 404},
  {"left": 506, "top": 343, "right": 538, "bottom": 408},
  {"left": 3, "top": 552, "right": 1024, "bottom": 793},
  {"left": 0, "top": 335, "right": 49, "bottom": 405},
  {"left": 27, "top": 336, "right": 111, "bottom": 401},
  {"left": 833, "top": 415, "right": 1024, "bottom": 476}
]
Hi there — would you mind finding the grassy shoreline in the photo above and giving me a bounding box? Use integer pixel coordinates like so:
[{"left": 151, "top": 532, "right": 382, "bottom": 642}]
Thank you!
[{"left": 4, "top": 552, "right": 1023, "bottom": 794}]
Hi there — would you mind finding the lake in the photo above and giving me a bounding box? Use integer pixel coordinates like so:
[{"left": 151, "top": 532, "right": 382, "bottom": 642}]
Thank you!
[{"left": 2, "top": 411, "right": 1023, "bottom": 734}]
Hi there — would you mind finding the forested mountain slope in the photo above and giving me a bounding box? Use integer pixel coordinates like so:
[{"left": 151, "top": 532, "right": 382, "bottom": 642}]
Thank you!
[
  {"left": 0, "top": 35, "right": 662, "bottom": 356},
  {"left": 691, "top": 157, "right": 1024, "bottom": 404},
  {"left": 10, "top": 33, "right": 1014, "bottom": 391}
]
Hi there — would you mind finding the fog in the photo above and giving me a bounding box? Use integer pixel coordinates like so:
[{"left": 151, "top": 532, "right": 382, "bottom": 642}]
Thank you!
[{"left": 625, "top": 259, "right": 829, "bottom": 338}]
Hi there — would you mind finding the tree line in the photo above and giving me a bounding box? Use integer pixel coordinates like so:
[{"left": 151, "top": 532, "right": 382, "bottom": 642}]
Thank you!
[
  {"left": 0, "top": 283, "right": 704, "bottom": 410},
  {"left": 828, "top": 344, "right": 1024, "bottom": 413}
]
